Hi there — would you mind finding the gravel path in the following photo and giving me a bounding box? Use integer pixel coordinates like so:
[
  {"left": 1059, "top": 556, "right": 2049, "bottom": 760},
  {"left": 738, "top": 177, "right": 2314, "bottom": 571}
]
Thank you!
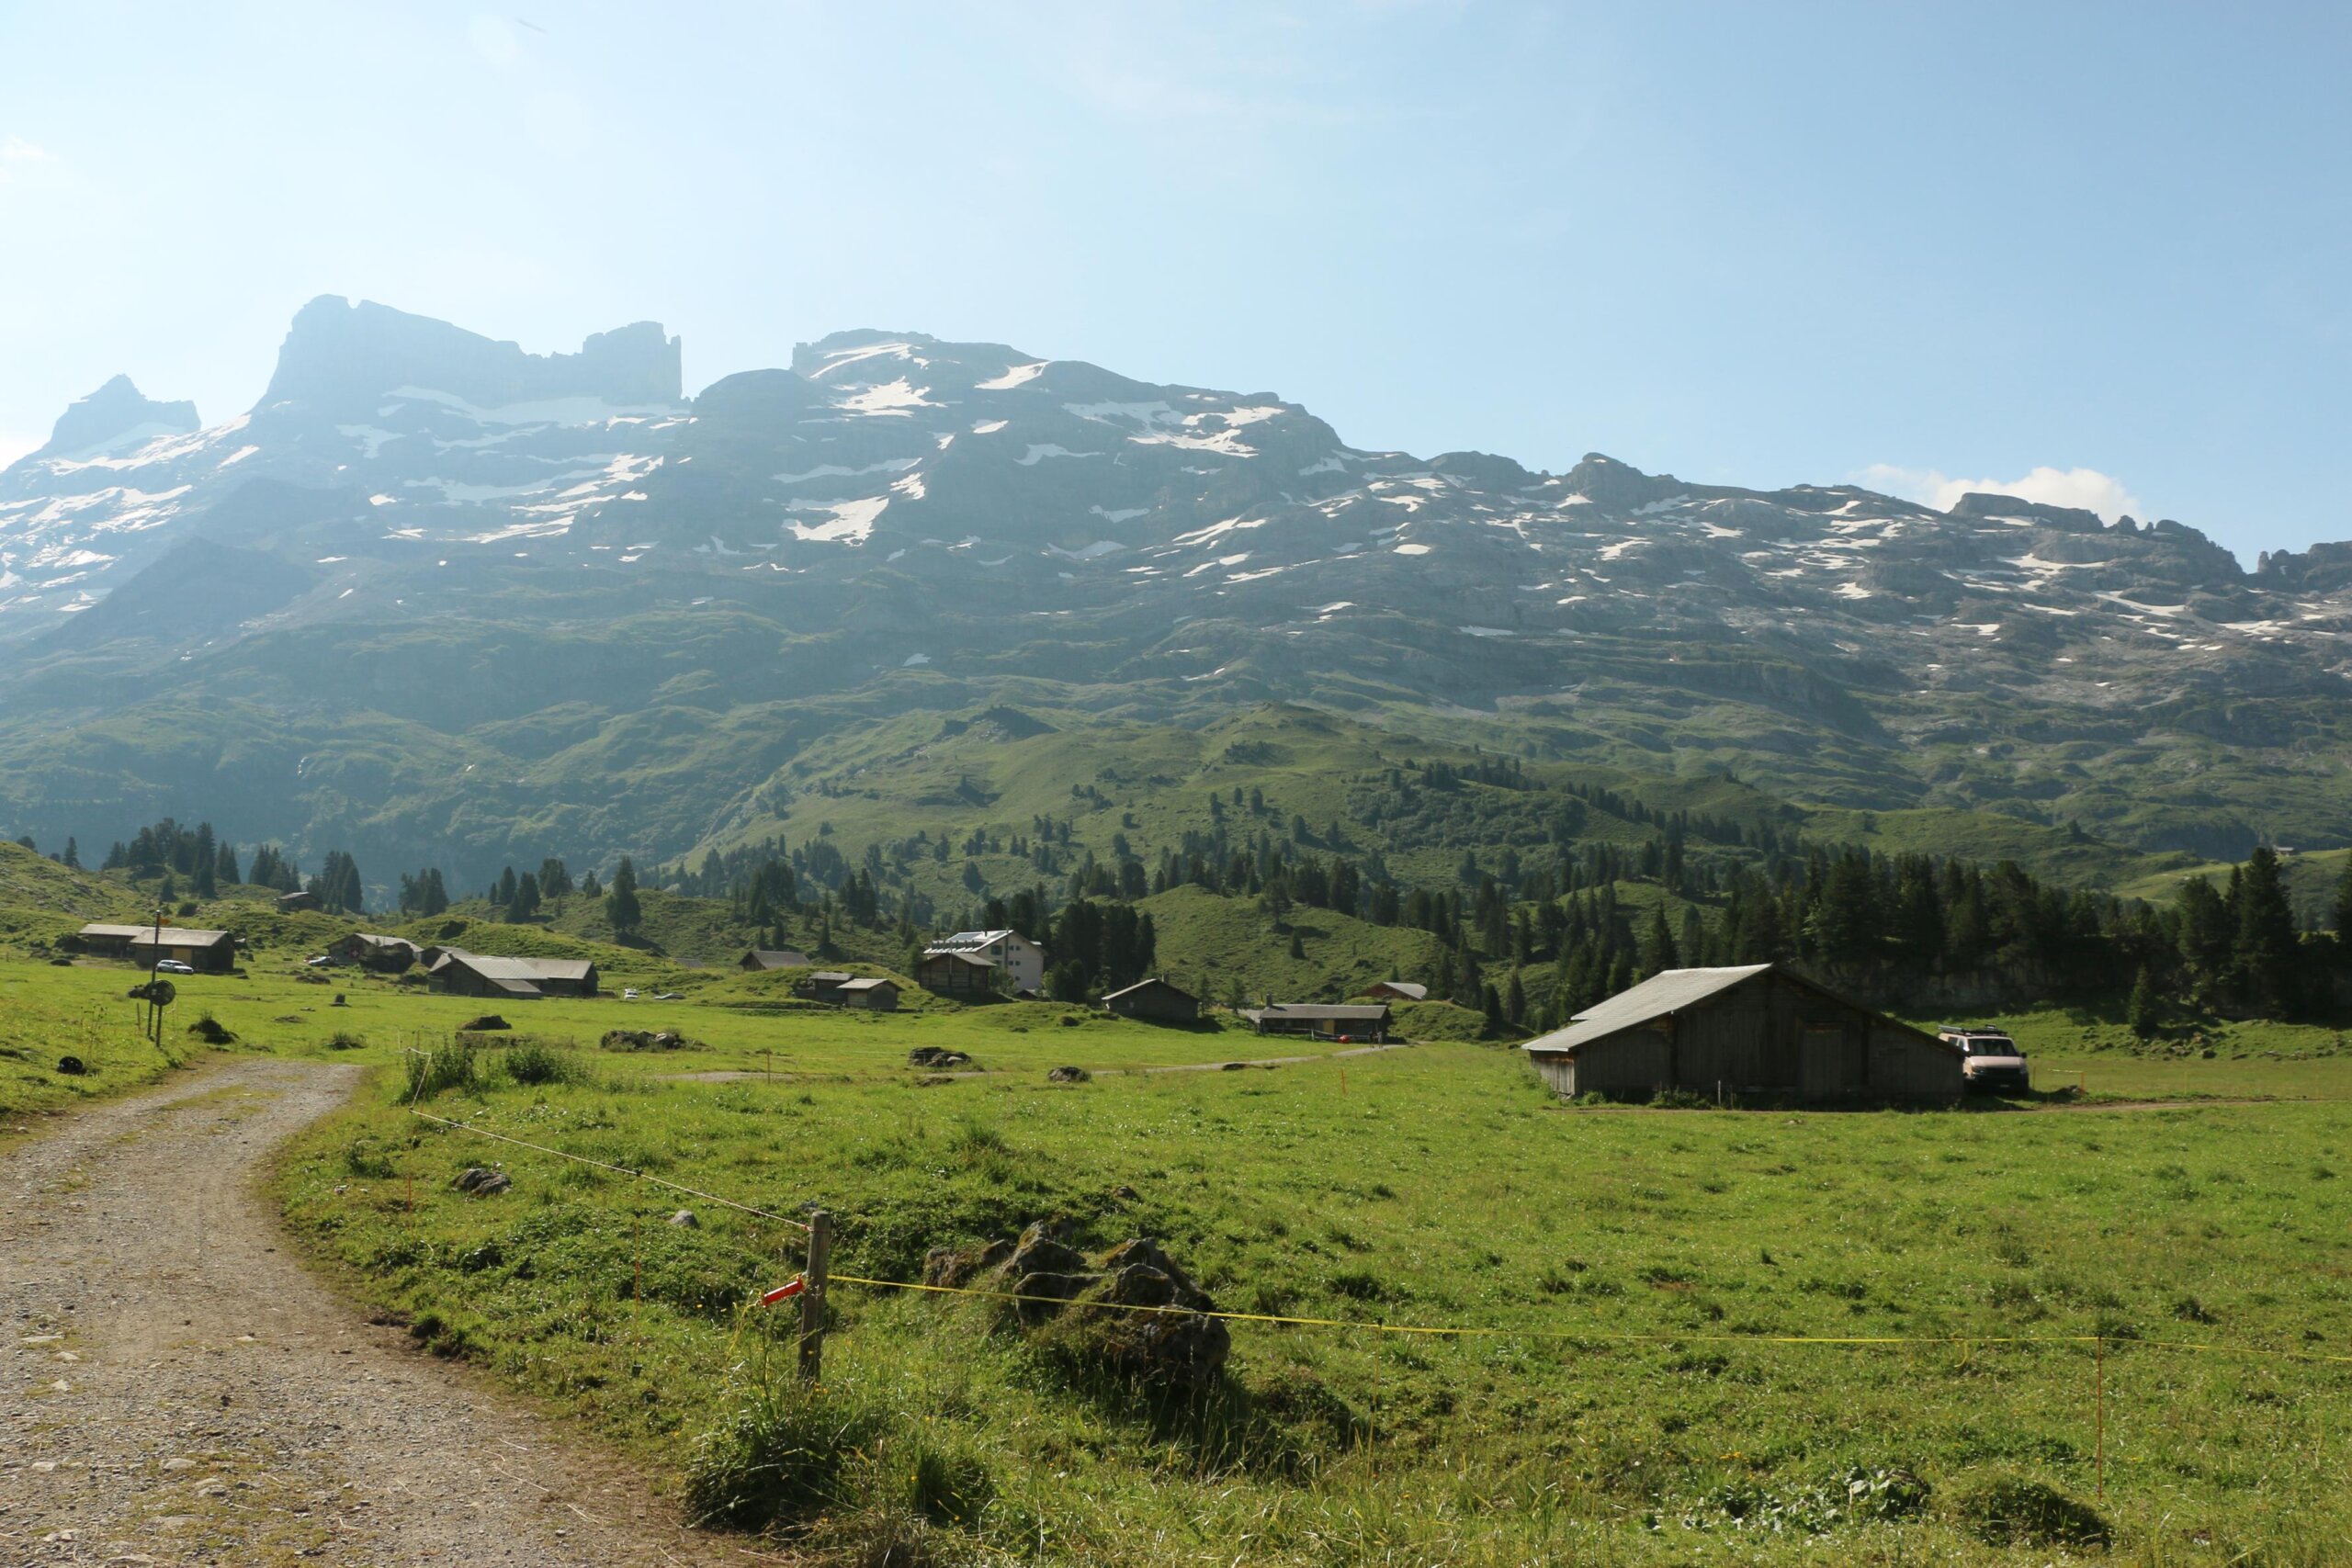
[{"left": 2, "top": 1058, "right": 736, "bottom": 1567}]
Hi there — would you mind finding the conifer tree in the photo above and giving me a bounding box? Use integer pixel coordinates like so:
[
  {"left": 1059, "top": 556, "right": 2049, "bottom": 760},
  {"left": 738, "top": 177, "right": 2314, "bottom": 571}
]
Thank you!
[
  {"left": 605, "top": 857, "right": 642, "bottom": 939},
  {"left": 2128, "top": 965, "right": 2162, "bottom": 1040},
  {"left": 62, "top": 837, "right": 79, "bottom": 870}
]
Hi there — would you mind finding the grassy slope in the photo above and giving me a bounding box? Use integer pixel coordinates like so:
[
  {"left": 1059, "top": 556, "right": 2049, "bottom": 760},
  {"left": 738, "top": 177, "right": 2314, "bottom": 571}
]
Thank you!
[
  {"left": 259, "top": 978, "right": 2352, "bottom": 1565},
  {"left": 2113, "top": 846, "right": 2350, "bottom": 930},
  {"left": 8, "top": 939, "right": 2352, "bottom": 1560}
]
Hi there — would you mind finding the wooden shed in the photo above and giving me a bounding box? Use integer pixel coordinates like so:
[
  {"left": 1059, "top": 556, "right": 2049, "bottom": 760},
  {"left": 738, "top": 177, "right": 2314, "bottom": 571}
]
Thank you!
[
  {"left": 740, "top": 948, "right": 813, "bottom": 972},
  {"left": 835, "top": 976, "right": 901, "bottom": 1011},
  {"left": 1102, "top": 976, "right": 1199, "bottom": 1023},
  {"left": 332, "top": 932, "right": 422, "bottom": 972},
  {"left": 1362, "top": 981, "right": 1428, "bottom": 1002},
  {"left": 1239, "top": 1002, "right": 1390, "bottom": 1042},
  {"left": 1521, "top": 964, "right": 1962, "bottom": 1104}
]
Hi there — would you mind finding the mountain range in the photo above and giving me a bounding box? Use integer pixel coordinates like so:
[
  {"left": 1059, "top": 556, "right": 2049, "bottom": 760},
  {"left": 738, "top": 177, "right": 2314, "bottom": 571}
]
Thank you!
[{"left": 2, "top": 296, "right": 2346, "bottom": 893}]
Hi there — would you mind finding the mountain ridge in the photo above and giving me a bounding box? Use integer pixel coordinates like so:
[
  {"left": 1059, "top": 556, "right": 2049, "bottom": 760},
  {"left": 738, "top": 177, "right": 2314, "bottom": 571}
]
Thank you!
[{"left": 0, "top": 297, "right": 2346, "bottom": 886}]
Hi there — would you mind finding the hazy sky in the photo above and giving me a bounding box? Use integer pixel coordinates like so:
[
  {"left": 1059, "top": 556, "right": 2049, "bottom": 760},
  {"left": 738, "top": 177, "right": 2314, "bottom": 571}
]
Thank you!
[{"left": 3, "top": 3, "right": 2346, "bottom": 561}]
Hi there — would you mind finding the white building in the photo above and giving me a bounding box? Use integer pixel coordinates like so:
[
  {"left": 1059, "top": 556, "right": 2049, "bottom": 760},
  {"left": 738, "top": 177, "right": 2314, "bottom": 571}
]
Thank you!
[{"left": 922, "top": 929, "right": 1046, "bottom": 996}]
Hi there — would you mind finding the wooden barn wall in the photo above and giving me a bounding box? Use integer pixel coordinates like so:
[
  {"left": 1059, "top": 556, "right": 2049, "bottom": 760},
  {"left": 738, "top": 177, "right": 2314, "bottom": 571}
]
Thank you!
[{"left": 1536, "top": 974, "right": 1962, "bottom": 1103}]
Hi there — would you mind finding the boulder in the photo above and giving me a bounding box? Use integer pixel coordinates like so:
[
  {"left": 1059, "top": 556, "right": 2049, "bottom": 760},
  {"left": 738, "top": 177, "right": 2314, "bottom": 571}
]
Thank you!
[
  {"left": 55, "top": 1055, "right": 86, "bottom": 1076},
  {"left": 1004, "top": 1220, "right": 1089, "bottom": 1280},
  {"left": 452, "top": 1167, "right": 511, "bottom": 1196},
  {"left": 459, "top": 1014, "right": 511, "bottom": 1032},
  {"left": 1010, "top": 1270, "right": 1098, "bottom": 1325},
  {"left": 1046, "top": 1065, "right": 1091, "bottom": 1083},
  {"left": 908, "top": 1046, "right": 973, "bottom": 1068},
  {"left": 923, "top": 1238, "right": 1012, "bottom": 1288},
  {"left": 667, "top": 1209, "right": 698, "bottom": 1228}
]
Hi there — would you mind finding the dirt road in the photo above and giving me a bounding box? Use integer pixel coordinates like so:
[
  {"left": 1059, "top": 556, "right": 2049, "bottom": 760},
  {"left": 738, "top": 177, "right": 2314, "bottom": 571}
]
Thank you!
[{"left": 1, "top": 1059, "right": 732, "bottom": 1566}]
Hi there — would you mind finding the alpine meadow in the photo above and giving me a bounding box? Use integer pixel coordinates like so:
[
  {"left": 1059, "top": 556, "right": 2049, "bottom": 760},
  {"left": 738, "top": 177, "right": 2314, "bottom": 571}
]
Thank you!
[{"left": 6, "top": 8, "right": 2352, "bottom": 1566}]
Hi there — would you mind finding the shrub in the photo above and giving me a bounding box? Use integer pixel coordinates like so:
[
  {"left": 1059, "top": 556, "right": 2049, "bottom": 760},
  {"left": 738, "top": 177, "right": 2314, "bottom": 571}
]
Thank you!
[
  {"left": 1649, "top": 1086, "right": 1714, "bottom": 1110},
  {"left": 683, "top": 1368, "right": 889, "bottom": 1532},
  {"left": 1952, "top": 1475, "right": 2111, "bottom": 1548},
  {"left": 503, "top": 1040, "right": 592, "bottom": 1088},
  {"left": 324, "top": 1030, "right": 367, "bottom": 1051},
  {"left": 401, "top": 1041, "right": 478, "bottom": 1101},
  {"left": 185, "top": 1013, "right": 236, "bottom": 1044}
]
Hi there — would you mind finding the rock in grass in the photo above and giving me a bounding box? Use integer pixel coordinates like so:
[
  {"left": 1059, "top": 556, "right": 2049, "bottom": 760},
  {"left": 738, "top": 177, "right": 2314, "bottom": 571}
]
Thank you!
[
  {"left": 922, "top": 1238, "right": 1012, "bottom": 1289},
  {"left": 931, "top": 1222, "right": 1230, "bottom": 1391},
  {"left": 459, "top": 1014, "right": 511, "bottom": 1032},
  {"left": 668, "top": 1209, "right": 698, "bottom": 1228},
  {"left": 55, "top": 1055, "right": 86, "bottom": 1076},
  {"left": 1046, "top": 1066, "right": 1091, "bottom": 1083},
  {"left": 452, "top": 1167, "right": 511, "bottom": 1196},
  {"left": 908, "top": 1046, "right": 973, "bottom": 1068}
]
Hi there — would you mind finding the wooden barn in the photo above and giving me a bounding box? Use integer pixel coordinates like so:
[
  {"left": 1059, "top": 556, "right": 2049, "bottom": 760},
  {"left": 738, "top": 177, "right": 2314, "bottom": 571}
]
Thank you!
[
  {"left": 1102, "top": 976, "right": 1199, "bottom": 1023},
  {"left": 426, "top": 948, "right": 599, "bottom": 999},
  {"left": 1521, "top": 964, "right": 1962, "bottom": 1104},
  {"left": 1362, "top": 980, "right": 1428, "bottom": 1002},
  {"left": 835, "top": 976, "right": 901, "bottom": 1011},
  {"left": 916, "top": 950, "right": 998, "bottom": 998},
  {"left": 797, "top": 970, "right": 856, "bottom": 1003},
  {"left": 331, "top": 932, "right": 423, "bottom": 972},
  {"left": 739, "top": 948, "right": 813, "bottom": 972},
  {"left": 74, "top": 922, "right": 238, "bottom": 973},
  {"left": 1239, "top": 1002, "right": 1390, "bottom": 1041}
]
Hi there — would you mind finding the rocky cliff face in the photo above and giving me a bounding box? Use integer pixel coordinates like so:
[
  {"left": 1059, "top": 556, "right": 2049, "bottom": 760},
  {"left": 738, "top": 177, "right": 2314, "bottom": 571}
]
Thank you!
[{"left": 33, "top": 375, "right": 200, "bottom": 463}]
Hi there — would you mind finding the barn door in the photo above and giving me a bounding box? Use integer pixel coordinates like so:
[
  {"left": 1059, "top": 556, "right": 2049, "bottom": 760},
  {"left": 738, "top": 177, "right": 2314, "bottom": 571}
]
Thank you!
[{"left": 1800, "top": 1021, "right": 1860, "bottom": 1099}]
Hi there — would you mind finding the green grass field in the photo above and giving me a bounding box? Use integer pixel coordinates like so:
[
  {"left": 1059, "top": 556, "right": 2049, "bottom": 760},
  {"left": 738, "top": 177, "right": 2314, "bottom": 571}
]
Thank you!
[{"left": 10, "top": 946, "right": 2352, "bottom": 1563}]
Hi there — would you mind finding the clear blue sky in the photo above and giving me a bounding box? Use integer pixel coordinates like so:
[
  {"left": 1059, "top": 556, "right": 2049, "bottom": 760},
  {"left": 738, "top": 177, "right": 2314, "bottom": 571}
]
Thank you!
[{"left": 3, "top": 3, "right": 2346, "bottom": 561}]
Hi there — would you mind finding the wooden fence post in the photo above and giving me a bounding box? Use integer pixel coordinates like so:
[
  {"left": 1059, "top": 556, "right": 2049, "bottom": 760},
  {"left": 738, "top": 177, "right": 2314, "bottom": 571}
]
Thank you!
[{"left": 798, "top": 1210, "right": 832, "bottom": 1383}]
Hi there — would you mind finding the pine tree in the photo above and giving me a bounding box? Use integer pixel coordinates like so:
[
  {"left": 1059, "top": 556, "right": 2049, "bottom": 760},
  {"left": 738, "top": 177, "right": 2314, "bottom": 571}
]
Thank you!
[
  {"left": 215, "top": 843, "right": 239, "bottom": 886},
  {"left": 506, "top": 872, "right": 541, "bottom": 923},
  {"left": 1482, "top": 982, "right": 1505, "bottom": 1036},
  {"left": 1287, "top": 930, "right": 1305, "bottom": 961},
  {"left": 2128, "top": 965, "right": 2162, "bottom": 1040},
  {"left": 2234, "top": 846, "right": 2301, "bottom": 1017},
  {"left": 605, "top": 858, "right": 641, "bottom": 938},
  {"left": 1638, "top": 906, "right": 1679, "bottom": 978},
  {"left": 62, "top": 837, "right": 79, "bottom": 870},
  {"left": 2334, "top": 856, "right": 2352, "bottom": 967},
  {"left": 1505, "top": 969, "right": 1527, "bottom": 1026}
]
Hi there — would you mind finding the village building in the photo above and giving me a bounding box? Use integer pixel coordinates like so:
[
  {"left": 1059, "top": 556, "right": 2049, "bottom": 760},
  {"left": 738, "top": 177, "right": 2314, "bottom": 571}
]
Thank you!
[
  {"left": 331, "top": 932, "right": 423, "bottom": 972},
  {"left": 796, "top": 970, "right": 856, "bottom": 1003},
  {"left": 276, "top": 889, "right": 321, "bottom": 914},
  {"left": 739, "top": 948, "right": 814, "bottom": 972},
  {"left": 1521, "top": 963, "right": 1963, "bottom": 1104},
  {"left": 426, "top": 948, "right": 599, "bottom": 999},
  {"left": 1362, "top": 980, "right": 1428, "bottom": 1002},
  {"left": 915, "top": 950, "right": 997, "bottom": 998},
  {"left": 1239, "top": 1002, "right": 1391, "bottom": 1041},
  {"left": 835, "top": 976, "right": 901, "bottom": 1011},
  {"left": 922, "top": 930, "right": 1046, "bottom": 996},
  {"left": 74, "top": 922, "right": 238, "bottom": 973},
  {"left": 1102, "top": 976, "right": 1200, "bottom": 1023}
]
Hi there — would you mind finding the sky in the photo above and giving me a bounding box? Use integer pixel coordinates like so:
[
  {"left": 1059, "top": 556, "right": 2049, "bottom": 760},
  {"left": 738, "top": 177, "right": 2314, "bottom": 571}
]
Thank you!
[{"left": 1, "top": 2, "right": 2346, "bottom": 563}]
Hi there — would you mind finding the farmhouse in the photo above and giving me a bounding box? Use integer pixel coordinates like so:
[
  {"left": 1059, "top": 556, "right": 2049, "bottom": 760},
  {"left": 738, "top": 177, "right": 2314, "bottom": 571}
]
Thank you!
[
  {"left": 922, "top": 930, "right": 1046, "bottom": 996},
  {"left": 426, "top": 948, "right": 599, "bottom": 999},
  {"left": 739, "top": 948, "right": 813, "bottom": 971},
  {"left": 276, "top": 889, "right": 321, "bottom": 913},
  {"left": 835, "top": 976, "right": 901, "bottom": 1011},
  {"left": 1239, "top": 1002, "right": 1390, "bottom": 1041},
  {"left": 915, "top": 950, "right": 996, "bottom": 998},
  {"left": 1521, "top": 963, "right": 1962, "bottom": 1104},
  {"left": 1362, "top": 980, "right": 1428, "bottom": 1002},
  {"left": 331, "top": 932, "right": 423, "bottom": 972},
  {"left": 1102, "top": 976, "right": 1199, "bottom": 1022},
  {"left": 74, "top": 922, "right": 238, "bottom": 973}
]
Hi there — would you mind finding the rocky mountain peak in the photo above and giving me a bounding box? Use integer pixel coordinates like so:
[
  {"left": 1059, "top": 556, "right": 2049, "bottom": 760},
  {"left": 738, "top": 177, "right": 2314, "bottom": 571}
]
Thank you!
[
  {"left": 31, "top": 374, "right": 199, "bottom": 463},
  {"left": 260, "top": 295, "right": 682, "bottom": 417}
]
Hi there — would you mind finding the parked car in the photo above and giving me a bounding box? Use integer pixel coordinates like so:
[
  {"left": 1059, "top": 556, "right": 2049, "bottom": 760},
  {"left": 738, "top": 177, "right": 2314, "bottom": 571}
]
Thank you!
[
  {"left": 622, "top": 987, "right": 640, "bottom": 1000},
  {"left": 304, "top": 954, "right": 333, "bottom": 966},
  {"left": 1940, "top": 1028, "right": 2030, "bottom": 1094},
  {"left": 153, "top": 959, "right": 197, "bottom": 976}
]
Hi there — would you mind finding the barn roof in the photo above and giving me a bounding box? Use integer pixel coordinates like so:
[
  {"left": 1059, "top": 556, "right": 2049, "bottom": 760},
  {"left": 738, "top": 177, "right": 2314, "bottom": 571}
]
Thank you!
[
  {"left": 835, "top": 976, "right": 899, "bottom": 992},
  {"left": 1102, "top": 977, "right": 1195, "bottom": 1004},
  {"left": 1521, "top": 964, "right": 1954, "bottom": 1056},
  {"left": 1242, "top": 1003, "right": 1391, "bottom": 1024},
  {"left": 80, "top": 922, "right": 233, "bottom": 944},
  {"left": 1366, "top": 980, "right": 1428, "bottom": 1000},
  {"left": 920, "top": 950, "right": 996, "bottom": 970},
  {"left": 429, "top": 948, "right": 595, "bottom": 983},
  {"left": 741, "top": 948, "right": 813, "bottom": 969},
  {"left": 925, "top": 930, "right": 1027, "bottom": 953},
  {"left": 1521, "top": 964, "right": 1775, "bottom": 1055}
]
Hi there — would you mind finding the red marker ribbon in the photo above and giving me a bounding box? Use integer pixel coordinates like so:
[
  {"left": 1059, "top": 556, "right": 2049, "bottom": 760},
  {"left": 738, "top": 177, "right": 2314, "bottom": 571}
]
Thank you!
[{"left": 760, "top": 1276, "right": 807, "bottom": 1306}]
